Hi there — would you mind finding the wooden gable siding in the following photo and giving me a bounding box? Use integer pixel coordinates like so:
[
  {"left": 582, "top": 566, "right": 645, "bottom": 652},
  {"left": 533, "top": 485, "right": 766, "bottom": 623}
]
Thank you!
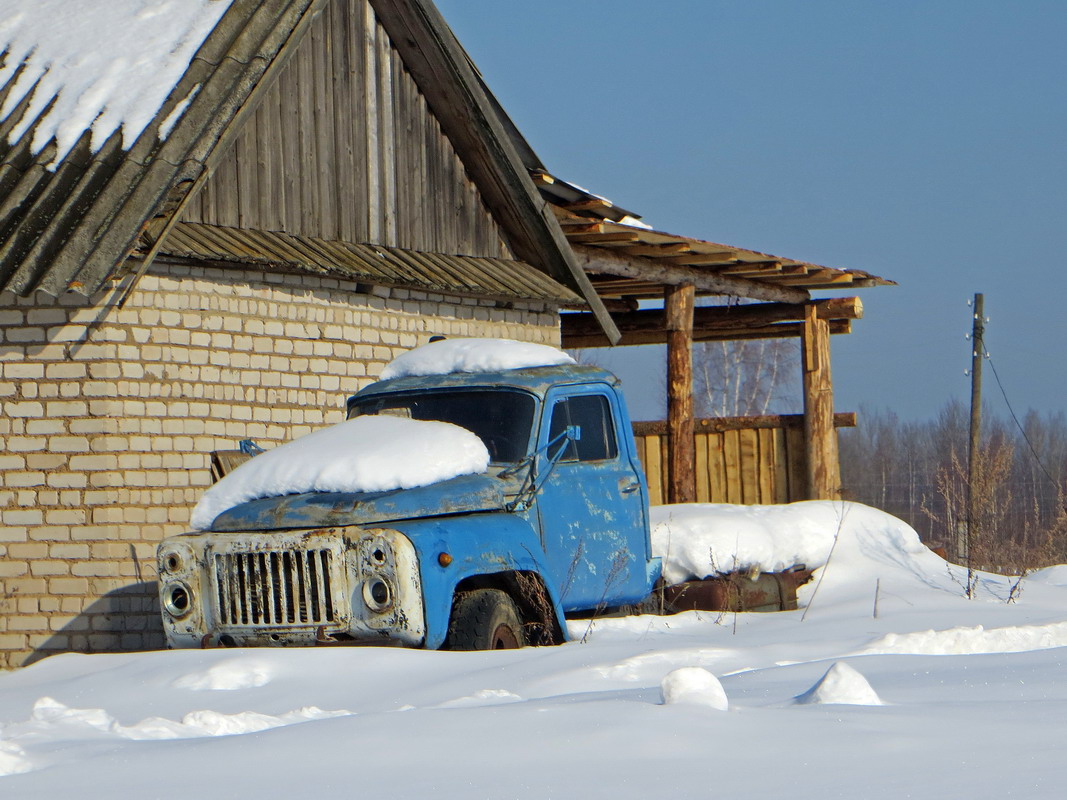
[{"left": 182, "top": 0, "right": 512, "bottom": 259}]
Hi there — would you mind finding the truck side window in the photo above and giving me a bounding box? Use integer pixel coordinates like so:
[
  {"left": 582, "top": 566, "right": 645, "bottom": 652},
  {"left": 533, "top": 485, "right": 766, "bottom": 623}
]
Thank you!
[{"left": 548, "top": 395, "right": 618, "bottom": 462}]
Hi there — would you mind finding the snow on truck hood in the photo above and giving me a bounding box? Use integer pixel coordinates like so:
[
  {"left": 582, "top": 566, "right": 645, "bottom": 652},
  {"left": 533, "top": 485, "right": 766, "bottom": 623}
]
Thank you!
[
  {"left": 190, "top": 416, "right": 490, "bottom": 530},
  {"left": 379, "top": 338, "right": 574, "bottom": 380}
]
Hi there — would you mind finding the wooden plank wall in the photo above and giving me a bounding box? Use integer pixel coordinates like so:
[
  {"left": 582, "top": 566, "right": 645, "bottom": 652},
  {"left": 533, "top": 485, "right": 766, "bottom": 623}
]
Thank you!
[
  {"left": 183, "top": 0, "right": 512, "bottom": 259},
  {"left": 633, "top": 415, "right": 850, "bottom": 506}
]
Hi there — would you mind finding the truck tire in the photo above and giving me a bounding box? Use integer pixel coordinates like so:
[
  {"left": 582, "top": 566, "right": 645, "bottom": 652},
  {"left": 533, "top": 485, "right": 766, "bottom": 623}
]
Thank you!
[{"left": 447, "top": 588, "right": 527, "bottom": 650}]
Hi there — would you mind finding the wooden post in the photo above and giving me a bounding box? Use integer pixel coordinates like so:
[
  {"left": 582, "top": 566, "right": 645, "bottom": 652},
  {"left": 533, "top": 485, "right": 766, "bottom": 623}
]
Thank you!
[
  {"left": 665, "top": 283, "right": 696, "bottom": 504},
  {"left": 800, "top": 302, "right": 840, "bottom": 499},
  {"left": 965, "top": 293, "right": 984, "bottom": 578}
]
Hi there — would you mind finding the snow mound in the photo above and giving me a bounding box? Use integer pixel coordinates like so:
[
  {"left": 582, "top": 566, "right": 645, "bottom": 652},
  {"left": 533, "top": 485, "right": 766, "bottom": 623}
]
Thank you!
[
  {"left": 0, "top": 0, "right": 233, "bottom": 166},
  {"left": 861, "top": 621, "right": 1067, "bottom": 656},
  {"left": 795, "top": 662, "right": 882, "bottom": 706},
  {"left": 0, "top": 740, "right": 32, "bottom": 777},
  {"left": 651, "top": 502, "right": 840, "bottom": 584},
  {"left": 437, "top": 689, "right": 523, "bottom": 709},
  {"left": 172, "top": 658, "right": 273, "bottom": 691},
  {"left": 21, "top": 697, "right": 348, "bottom": 742},
  {"left": 380, "top": 338, "right": 574, "bottom": 380},
  {"left": 190, "top": 416, "right": 489, "bottom": 530},
  {"left": 1023, "top": 565, "right": 1067, "bottom": 586},
  {"left": 660, "top": 667, "right": 729, "bottom": 710},
  {"left": 32, "top": 696, "right": 113, "bottom": 731}
]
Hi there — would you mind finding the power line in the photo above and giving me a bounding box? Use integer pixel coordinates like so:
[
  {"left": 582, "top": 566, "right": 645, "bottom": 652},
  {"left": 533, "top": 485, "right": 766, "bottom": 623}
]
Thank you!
[{"left": 983, "top": 347, "right": 1061, "bottom": 491}]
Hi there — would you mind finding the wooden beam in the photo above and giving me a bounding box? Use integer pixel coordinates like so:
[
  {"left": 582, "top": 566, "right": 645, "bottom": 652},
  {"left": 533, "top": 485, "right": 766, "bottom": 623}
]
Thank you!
[
  {"left": 368, "top": 0, "right": 621, "bottom": 343},
  {"left": 620, "top": 243, "right": 692, "bottom": 257},
  {"left": 801, "top": 302, "right": 840, "bottom": 499},
  {"left": 562, "top": 318, "right": 852, "bottom": 348},
  {"left": 667, "top": 251, "right": 740, "bottom": 265},
  {"left": 665, "top": 283, "right": 696, "bottom": 504},
  {"left": 573, "top": 243, "right": 810, "bottom": 304},
  {"left": 563, "top": 198, "right": 613, "bottom": 212},
  {"left": 560, "top": 297, "right": 862, "bottom": 347},
  {"left": 633, "top": 412, "right": 857, "bottom": 437},
  {"left": 564, "top": 231, "right": 641, "bottom": 244}
]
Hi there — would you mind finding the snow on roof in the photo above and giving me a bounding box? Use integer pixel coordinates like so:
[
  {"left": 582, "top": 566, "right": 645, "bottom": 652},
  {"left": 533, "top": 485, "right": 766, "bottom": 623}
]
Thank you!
[
  {"left": 379, "top": 338, "right": 575, "bottom": 381},
  {"left": 190, "top": 416, "right": 490, "bottom": 530},
  {"left": 0, "top": 0, "right": 233, "bottom": 167}
]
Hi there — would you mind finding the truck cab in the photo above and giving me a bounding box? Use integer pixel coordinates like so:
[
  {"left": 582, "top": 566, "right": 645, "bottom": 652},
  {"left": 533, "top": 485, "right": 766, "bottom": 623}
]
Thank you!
[{"left": 158, "top": 364, "right": 661, "bottom": 651}]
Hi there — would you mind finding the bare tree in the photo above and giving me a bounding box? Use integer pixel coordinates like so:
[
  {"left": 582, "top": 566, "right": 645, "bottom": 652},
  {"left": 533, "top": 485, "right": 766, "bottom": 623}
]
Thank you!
[{"left": 694, "top": 338, "right": 798, "bottom": 418}]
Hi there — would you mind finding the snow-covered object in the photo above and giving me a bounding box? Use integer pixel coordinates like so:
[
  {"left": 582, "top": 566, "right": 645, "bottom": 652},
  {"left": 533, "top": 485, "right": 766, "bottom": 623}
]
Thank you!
[
  {"left": 660, "top": 667, "right": 728, "bottom": 710},
  {"left": 795, "top": 662, "right": 883, "bottom": 706},
  {"left": 861, "top": 621, "right": 1067, "bottom": 657},
  {"left": 651, "top": 501, "right": 842, "bottom": 584},
  {"left": 0, "top": 0, "right": 233, "bottom": 166},
  {"left": 379, "top": 338, "right": 574, "bottom": 380},
  {"left": 189, "top": 416, "right": 489, "bottom": 530}
]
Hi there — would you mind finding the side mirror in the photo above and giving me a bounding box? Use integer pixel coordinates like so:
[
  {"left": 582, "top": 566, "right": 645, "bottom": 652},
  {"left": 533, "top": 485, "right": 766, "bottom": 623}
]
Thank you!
[{"left": 565, "top": 424, "right": 582, "bottom": 442}]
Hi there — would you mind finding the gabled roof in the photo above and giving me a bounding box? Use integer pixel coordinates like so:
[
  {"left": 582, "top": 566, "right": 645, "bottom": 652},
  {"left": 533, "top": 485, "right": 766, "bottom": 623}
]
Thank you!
[{"left": 0, "top": 0, "right": 619, "bottom": 338}]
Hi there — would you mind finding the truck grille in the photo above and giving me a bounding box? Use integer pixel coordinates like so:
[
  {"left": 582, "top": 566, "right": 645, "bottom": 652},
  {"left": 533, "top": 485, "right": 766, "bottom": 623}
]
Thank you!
[{"left": 213, "top": 549, "right": 337, "bottom": 626}]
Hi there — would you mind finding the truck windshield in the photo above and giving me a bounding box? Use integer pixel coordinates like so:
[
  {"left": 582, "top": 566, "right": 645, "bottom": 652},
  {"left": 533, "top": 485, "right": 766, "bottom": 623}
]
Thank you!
[{"left": 348, "top": 389, "right": 536, "bottom": 464}]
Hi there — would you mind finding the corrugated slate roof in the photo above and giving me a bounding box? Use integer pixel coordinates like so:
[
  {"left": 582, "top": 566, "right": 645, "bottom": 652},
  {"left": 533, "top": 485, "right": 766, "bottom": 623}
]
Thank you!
[
  {"left": 0, "top": 0, "right": 321, "bottom": 297},
  {"left": 154, "top": 222, "right": 582, "bottom": 304}
]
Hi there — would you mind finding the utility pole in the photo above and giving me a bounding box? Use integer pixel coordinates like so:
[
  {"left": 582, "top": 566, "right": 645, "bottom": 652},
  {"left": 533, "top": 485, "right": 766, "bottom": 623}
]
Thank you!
[{"left": 966, "top": 293, "right": 984, "bottom": 596}]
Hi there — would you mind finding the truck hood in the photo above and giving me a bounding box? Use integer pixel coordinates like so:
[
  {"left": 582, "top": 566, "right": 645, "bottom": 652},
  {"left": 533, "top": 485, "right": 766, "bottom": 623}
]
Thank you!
[{"left": 207, "top": 473, "right": 508, "bottom": 532}]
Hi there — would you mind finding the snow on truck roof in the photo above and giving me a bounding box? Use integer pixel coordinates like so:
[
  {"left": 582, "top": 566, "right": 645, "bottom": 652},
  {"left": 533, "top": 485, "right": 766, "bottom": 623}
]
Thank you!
[{"left": 379, "top": 338, "right": 575, "bottom": 381}]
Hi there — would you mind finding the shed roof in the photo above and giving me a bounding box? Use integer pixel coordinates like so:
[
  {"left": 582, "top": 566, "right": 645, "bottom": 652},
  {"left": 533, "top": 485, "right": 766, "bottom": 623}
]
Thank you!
[
  {"left": 153, "top": 222, "right": 582, "bottom": 304},
  {"left": 532, "top": 171, "right": 894, "bottom": 303}
]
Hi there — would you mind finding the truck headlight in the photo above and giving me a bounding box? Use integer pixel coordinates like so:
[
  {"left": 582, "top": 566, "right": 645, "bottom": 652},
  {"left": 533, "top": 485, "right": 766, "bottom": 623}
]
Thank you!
[
  {"left": 160, "top": 550, "right": 184, "bottom": 574},
  {"left": 362, "top": 577, "right": 393, "bottom": 612},
  {"left": 162, "top": 581, "right": 194, "bottom": 618}
]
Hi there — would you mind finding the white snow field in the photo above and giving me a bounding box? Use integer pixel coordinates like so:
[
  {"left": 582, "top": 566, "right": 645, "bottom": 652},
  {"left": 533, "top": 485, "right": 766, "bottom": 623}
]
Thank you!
[{"left": 4, "top": 502, "right": 1067, "bottom": 798}]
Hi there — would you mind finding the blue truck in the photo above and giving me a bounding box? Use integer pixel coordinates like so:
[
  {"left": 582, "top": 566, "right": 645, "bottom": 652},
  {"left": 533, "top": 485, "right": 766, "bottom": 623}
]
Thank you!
[{"left": 157, "top": 361, "right": 802, "bottom": 651}]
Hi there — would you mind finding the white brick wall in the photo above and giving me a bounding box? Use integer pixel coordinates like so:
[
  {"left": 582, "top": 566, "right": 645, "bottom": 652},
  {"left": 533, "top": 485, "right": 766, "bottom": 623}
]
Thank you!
[{"left": 0, "top": 261, "right": 561, "bottom": 669}]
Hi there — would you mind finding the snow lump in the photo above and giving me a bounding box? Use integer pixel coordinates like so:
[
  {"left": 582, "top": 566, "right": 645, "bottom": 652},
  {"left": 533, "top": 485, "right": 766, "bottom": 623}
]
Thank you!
[{"left": 660, "top": 667, "right": 729, "bottom": 711}]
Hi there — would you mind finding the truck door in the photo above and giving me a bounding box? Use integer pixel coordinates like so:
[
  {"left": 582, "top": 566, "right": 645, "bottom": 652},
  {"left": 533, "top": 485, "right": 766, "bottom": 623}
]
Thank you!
[{"left": 535, "top": 386, "right": 651, "bottom": 611}]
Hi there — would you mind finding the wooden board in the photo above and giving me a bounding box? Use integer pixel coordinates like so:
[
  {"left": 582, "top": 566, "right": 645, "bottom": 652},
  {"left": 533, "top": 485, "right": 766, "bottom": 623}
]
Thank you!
[
  {"left": 636, "top": 414, "right": 839, "bottom": 506},
  {"left": 181, "top": 0, "right": 511, "bottom": 259}
]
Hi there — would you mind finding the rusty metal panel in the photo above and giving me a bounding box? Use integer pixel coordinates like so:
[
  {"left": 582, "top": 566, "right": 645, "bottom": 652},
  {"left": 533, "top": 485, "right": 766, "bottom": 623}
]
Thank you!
[{"left": 661, "top": 568, "right": 813, "bottom": 613}]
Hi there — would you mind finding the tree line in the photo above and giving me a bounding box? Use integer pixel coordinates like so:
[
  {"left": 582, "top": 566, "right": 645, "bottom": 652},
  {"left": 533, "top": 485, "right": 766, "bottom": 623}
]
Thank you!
[{"left": 839, "top": 401, "right": 1067, "bottom": 572}]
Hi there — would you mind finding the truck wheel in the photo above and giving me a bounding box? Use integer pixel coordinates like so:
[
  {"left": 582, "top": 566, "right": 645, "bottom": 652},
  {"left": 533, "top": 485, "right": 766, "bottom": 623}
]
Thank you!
[{"left": 447, "top": 588, "right": 527, "bottom": 650}]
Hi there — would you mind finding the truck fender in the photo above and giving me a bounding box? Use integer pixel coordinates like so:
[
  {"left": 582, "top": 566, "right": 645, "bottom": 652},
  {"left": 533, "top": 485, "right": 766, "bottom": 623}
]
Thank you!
[{"left": 388, "top": 513, "right": 568, "bottom": 650}]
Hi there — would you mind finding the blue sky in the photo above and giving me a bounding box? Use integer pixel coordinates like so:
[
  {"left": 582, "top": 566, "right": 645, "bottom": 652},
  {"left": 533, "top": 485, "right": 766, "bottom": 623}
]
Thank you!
[{"left": 436, "top": 0, "right": 1067, "bottom": 421}]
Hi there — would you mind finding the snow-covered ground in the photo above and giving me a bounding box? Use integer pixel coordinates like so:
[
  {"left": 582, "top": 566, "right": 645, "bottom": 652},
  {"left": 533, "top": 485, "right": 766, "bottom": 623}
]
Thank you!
[{"left": 3, "top": 502, "right": 1067, "bottom": 798}]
